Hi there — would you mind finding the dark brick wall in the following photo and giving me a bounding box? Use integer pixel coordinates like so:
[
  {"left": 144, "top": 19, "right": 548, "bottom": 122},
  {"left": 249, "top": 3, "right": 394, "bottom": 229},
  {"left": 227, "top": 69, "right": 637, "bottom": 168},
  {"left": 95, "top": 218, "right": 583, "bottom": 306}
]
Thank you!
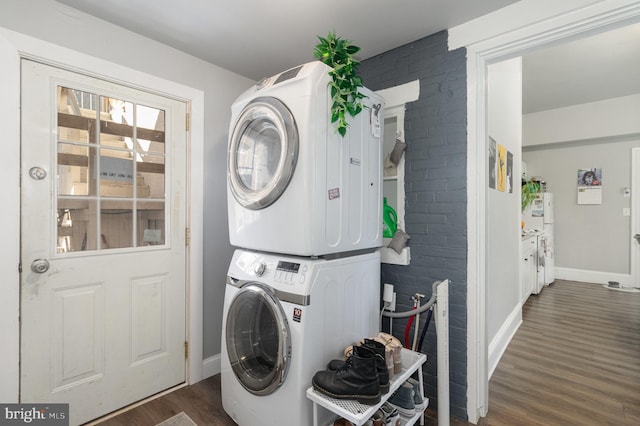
[{"left": 359, "top": 31, "right": 468, "bottom": 420}]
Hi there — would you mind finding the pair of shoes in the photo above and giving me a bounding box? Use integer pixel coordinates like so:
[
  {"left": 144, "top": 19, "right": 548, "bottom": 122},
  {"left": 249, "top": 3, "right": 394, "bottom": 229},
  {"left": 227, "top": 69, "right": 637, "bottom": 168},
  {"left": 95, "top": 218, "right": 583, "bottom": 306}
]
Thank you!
[
  {"left": 326, "top": 339, "right": 390, "bottom": 394},
  {"left": 364, "top": 402, "right": 400, "bottom": 426},
  {"left": 333, "top": 418, "right": 354, "bottom": 426},
  {"left": 376, "top": 333, "right": 403, "bottom": 375},
  {"left": 387, "top": 377, "right": 427, "bottom": 417},
  {"left": 407, "top": 378, "right": 427, "bottom": 412},
  {"left": 379, "top": 402, "right": 400, "bottom": 426},
  {"left": 388, "top": 381, "right": 415, "bottom": 417},
  {"left": 313, "top": 344, "right": 382, "bottom": 405}
]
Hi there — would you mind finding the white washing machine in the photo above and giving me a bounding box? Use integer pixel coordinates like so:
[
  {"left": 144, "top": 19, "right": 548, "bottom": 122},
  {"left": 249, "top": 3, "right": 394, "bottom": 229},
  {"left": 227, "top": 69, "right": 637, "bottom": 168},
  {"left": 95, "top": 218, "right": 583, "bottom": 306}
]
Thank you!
[
  {"left": 227, "top": 61, "right": 384, "bottom": 257},
  {"left": 221, "top": 249, "right": 380, "bottom": 426}
]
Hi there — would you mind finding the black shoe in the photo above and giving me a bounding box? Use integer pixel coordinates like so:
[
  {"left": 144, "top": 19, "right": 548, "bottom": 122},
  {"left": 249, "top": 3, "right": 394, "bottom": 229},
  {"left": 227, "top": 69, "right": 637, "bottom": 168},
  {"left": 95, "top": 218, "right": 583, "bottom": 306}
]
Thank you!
[
  {"left": 326, "top": 339, "right": 390, "bottom": 394},
  {"left": 313, "top": 345, "right": 381, "bottom": 405}
]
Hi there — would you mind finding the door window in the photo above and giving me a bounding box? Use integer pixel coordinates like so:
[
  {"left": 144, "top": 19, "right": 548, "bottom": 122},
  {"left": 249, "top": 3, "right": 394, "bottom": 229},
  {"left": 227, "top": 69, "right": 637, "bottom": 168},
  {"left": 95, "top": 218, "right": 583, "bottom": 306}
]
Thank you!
[
  {"left": 225, "top": 283, "right": 291, "bottom": 396},
  {"left": 228, "top": 97, "right": 298, "bottom": 210},
  {"left": 56, "top": 87, "right": 167, "bottom": 253}
]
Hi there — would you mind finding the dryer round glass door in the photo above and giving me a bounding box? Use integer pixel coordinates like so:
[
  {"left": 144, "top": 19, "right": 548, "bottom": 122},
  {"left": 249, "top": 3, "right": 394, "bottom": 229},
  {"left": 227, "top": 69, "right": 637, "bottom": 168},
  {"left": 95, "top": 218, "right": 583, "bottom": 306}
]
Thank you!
[
  {"left": 225, "top": 282, "right": 292, "bottom": 396},
  {"left": 228, "top": 96, "right": 299, "bottom": 210}
]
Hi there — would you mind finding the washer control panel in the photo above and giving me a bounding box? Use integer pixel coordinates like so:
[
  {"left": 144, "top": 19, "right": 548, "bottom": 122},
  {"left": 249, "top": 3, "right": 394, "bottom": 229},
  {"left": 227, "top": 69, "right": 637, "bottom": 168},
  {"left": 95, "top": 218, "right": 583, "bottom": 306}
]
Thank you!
[{"left": 274, "top": 260, "right": 307, "bottom": 285}]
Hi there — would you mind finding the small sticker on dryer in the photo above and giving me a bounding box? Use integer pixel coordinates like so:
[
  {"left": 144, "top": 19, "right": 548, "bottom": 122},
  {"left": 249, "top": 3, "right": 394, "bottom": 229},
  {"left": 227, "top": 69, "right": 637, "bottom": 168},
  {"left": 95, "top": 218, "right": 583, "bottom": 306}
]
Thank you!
[
  {"left": 328, "top": 188, "right": 340, "bottom": 200},
  {"left": 293, "top": 307, "right": 302, "bottom": 322}
]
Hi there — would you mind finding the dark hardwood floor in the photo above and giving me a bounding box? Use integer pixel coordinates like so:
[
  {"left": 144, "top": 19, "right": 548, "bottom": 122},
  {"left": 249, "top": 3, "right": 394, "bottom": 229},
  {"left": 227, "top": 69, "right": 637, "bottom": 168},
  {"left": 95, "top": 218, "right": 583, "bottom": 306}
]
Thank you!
[{"left": 93, "top": 280, "right": 640, "bottom": 425}]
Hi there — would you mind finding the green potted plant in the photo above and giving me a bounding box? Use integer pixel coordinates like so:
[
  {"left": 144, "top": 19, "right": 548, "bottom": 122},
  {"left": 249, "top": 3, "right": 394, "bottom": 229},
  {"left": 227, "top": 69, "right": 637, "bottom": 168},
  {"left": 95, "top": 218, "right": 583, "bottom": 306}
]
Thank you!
[
  {"left": 521, "top": 178, "right": 541, "bottom": 212},
  {"left": 313, "top": 31, "right": 366, "bottom": 137}
]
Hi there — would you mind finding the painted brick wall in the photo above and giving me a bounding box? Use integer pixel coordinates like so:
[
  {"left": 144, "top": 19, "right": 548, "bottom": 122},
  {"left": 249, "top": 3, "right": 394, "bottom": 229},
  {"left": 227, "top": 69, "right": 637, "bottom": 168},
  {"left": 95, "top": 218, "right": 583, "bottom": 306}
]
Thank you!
[{"left": 359, "top": 31, "right": 468, "bottom": 420}]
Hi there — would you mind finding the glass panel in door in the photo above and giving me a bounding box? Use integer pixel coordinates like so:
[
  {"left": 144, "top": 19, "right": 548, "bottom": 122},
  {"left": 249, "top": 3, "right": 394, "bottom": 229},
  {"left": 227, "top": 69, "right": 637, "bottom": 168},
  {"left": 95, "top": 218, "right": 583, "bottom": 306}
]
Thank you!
[{"left": 55, "top": 87, "right": 167, "bottom": 252}]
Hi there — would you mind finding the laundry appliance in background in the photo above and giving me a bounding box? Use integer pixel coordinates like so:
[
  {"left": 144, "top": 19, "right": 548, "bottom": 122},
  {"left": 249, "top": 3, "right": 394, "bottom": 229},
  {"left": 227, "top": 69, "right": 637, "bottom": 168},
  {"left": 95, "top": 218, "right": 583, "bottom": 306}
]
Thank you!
[
  {"left": 221, "top": 249, "right": 380, "bottom": 426},
  {"left": 226, "top": 61, "right": 384, "bottom": 257}
]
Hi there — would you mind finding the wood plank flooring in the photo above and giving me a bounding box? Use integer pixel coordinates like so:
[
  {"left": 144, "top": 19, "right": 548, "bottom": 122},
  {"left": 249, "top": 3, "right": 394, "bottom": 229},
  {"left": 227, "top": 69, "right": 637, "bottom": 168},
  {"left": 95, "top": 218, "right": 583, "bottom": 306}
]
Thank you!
[{"left": 93, "top": 280, "right": 640, "bottom": 426}]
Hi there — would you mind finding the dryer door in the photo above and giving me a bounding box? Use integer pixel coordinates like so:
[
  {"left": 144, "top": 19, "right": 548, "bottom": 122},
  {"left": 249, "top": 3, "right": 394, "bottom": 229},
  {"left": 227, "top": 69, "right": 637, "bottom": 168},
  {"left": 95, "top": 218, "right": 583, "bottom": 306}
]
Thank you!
[
  {"left": 228, "top": 96, "right": 298, "bottom": 210},
  {"left": 225, "top": 282, "right": 292, "bottom": 396}
]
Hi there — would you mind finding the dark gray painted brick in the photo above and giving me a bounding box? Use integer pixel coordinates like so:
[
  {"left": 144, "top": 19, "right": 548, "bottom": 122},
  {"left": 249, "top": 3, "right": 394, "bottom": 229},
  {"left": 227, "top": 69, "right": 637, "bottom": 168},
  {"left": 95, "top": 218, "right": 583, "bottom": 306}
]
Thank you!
[{"left": 360, "top": 30, "right": 468, "bottom": 420}]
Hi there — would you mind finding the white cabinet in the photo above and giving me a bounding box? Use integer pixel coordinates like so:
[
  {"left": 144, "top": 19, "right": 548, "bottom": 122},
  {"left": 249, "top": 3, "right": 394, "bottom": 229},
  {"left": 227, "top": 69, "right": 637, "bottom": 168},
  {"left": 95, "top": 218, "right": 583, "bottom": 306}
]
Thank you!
[
  {"left": 521, "top": 235, "right": 537, "bottom": 304},
  {"left": 306, "top": 349, "right": 427, "bottom": 426}
]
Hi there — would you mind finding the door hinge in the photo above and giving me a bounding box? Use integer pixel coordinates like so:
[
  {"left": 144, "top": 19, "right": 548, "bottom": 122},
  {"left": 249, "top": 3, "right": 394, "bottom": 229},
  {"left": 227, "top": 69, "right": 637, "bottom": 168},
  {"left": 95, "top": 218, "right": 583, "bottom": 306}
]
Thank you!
[
  {"left": 184, "top": 341, "right": 189, "bottom": 359},
  {"left": 185, "top": 227, "right": 190, "bottom": 247},
  {"left": 186, "top": 113, "right": 190, "bottom": 131},
  {"left": 18, "top": 262, "right": 22, "bottom": 273}
]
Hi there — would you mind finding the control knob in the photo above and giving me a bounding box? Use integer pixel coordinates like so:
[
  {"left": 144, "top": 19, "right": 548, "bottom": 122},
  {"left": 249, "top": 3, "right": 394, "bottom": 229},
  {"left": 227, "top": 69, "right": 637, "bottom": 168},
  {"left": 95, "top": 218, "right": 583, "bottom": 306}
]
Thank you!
[{"left": 254, "top": 261, "right": 266, "bottom": 277}]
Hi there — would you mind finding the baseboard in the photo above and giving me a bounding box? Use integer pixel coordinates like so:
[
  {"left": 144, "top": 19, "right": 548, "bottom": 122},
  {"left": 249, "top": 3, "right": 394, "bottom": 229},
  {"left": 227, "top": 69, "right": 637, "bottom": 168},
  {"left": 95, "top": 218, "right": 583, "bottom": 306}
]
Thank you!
[
  {"left": 554, "top": 267, "right": 633, "bottom": 287},
  {"left": 202, "top": 354, "right": 221, "bottom": 379},
  {"left": 488, "top": 305, "right": 522, "bottom": 379}
]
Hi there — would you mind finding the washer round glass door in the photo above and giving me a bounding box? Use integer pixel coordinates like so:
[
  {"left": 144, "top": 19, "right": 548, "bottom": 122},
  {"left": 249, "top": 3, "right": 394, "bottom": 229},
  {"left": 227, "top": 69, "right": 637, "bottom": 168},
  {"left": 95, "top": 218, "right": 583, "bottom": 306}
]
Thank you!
[
  {"left": 225, "top": 282, "right": 292, "bottom": 396},
  {"left": 228, "top": 96, "right": 299, "bottom": 210}
]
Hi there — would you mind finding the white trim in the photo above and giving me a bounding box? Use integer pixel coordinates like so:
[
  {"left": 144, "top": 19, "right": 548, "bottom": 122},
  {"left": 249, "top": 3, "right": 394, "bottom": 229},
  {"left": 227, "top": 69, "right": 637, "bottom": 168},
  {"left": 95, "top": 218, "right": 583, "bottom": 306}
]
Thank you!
[
  {"left": 451, "top": 0, "right": 640, "bottom": 422},
  {"left": 632, "top": 147, "right": 640, "bottom": 287},
  {"left": 202, "top": 354, "right": 222, "bottom": 379},
  {"left": 376, "top": 79, "right": 420, "bottom": 106},
  {"left": 554, "top": 267, "right": 633, "bottom": 286},
  {"left": 487, "top": 305, "right": 521, "bottom": 379},
  {"left": 0, "top": 28, "right": 205, "bottom": 402}
]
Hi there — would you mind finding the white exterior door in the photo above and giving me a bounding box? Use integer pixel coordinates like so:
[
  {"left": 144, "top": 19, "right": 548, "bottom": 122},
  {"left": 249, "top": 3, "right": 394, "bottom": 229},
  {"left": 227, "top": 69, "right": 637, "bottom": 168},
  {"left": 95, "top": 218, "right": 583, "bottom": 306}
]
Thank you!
[{"left": 20, "top": 60, "right": 187, "bottom": 425}]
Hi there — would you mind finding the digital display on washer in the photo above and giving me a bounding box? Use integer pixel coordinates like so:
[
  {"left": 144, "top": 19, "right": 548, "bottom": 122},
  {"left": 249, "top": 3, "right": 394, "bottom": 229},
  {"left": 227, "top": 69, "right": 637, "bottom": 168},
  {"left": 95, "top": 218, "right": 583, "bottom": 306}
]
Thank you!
[{"left": 276, "top": 261, "right": 300, "bottom": 273}]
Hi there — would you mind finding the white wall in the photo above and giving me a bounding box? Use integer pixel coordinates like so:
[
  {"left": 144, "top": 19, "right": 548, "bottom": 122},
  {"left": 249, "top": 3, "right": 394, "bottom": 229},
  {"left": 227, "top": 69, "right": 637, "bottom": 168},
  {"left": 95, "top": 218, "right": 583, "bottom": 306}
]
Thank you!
[
  {"left": 524, "top": 94, "right": 640, "bottom": 146},
  {"left": 0, "top": 0, "right": 253, "bottom": 401},
  {"left": 523, "top": 95, "right": 640, "bottom": 283},
  {"left": 486, "top": 58, "right": 523, "bottom": 375}
]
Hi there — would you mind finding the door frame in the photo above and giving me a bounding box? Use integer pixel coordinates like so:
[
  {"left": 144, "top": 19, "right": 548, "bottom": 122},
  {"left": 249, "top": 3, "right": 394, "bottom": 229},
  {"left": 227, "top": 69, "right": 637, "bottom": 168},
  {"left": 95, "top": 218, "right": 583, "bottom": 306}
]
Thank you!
[
  {"left": 0, "top": 29, "right": 205, "bottom": 401},
  {"left": 632, "top": 147, "right": 640, "bottom": 285},
  {"left": 449, "top": 0, "right": 640, "bottom": 422}
]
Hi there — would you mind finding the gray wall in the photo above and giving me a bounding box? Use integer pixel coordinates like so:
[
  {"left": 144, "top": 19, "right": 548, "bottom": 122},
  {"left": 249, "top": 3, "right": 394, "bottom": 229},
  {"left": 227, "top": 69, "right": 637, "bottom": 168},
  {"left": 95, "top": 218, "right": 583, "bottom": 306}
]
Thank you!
[
  {"left": 360, "top": 31, "right": 468, "bottom": 420},
  {"left": 524, "top": 138, "right": 640, "bottom": 274}
]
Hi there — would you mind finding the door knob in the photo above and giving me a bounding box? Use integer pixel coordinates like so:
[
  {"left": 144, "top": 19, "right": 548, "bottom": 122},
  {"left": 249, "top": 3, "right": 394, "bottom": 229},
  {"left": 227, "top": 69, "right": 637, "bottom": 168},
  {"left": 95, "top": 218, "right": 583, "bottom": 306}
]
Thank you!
[
  {"left": 634, "top": 234, "right": 640, "bottom": 243},
  {"left": 31, "top": 259, "right": 50, "bottom": 273}
]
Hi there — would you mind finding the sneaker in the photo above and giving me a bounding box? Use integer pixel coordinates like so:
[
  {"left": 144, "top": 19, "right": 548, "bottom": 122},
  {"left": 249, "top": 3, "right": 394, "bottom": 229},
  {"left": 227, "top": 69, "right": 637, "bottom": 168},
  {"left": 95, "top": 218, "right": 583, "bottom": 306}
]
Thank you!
[
  {"left": 407, "top": 377, "right": 427, "bottom": 412},
  {"left": 387, "top": 381, "right": 415, "bottom": 417},
  {"left": 379, "top": 402, "right": 400, "bottom": 426}
]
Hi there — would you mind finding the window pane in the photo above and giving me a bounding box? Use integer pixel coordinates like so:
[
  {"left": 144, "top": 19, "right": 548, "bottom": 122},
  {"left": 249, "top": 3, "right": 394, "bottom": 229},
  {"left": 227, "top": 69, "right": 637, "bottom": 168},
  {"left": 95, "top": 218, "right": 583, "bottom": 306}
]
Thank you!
[
  {"left": 138, "top": 153, "right": 165, "bottom": 199},
  {"left": 100, "top": 148, "right": 134, "bottom": 197},
  {"left": 137, "top": 201, "right": 165, "bottom": 246},
  {"left": 57, "top": 199, "right": 97, "bottom": 252},
  {"left": 57, "top": 87, "right": 96, "bottom": 144},
  {"left": 58, "top": 143, "right": 91, "bottom": 196},
  {"left": 100, "top": 96, "right": 134, "bottom": 149},
  {"left": 101, "top": 200, "right": 133, "bottom": 249},
  {"left": 137, "top": 104, "right": 165, "bottom": 154}
]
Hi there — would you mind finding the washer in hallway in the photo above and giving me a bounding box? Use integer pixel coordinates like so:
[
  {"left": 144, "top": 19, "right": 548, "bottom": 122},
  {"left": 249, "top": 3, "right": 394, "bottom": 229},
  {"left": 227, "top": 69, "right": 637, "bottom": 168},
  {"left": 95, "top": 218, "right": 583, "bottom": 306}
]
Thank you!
[{"left": 220, "top": 249, "right": 380, "bottom": 426}]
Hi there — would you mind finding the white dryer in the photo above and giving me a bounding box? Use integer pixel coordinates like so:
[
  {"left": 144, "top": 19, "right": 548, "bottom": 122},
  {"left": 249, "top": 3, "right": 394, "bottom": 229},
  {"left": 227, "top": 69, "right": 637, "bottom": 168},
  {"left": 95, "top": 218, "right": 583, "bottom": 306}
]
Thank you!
[
  {"left": 221, "top": 249, "right": 380, "bottom": 426},
  {"left": 227, "top": 61, "right": 384, "bottom": 256}
]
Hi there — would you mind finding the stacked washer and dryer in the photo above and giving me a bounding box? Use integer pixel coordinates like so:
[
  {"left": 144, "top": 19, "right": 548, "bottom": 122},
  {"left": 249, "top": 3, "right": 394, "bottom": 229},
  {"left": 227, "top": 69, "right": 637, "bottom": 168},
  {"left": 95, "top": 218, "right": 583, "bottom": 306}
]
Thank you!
[{"left": 221, "top": 61, "right": 385, "bottom": 426}]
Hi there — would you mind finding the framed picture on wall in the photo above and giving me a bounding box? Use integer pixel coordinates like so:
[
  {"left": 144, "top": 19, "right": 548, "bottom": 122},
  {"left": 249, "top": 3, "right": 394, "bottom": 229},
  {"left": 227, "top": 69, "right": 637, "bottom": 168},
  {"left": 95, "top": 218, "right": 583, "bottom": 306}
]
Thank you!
[
  {"left": 577, "top": 168, "right": 602, "bottom": 204},
  {"left": 497, "top": 143, "right": 506, "bottom": 192},
  {"left": 488, "top": 137, "right": 496, "bottom": 189}
]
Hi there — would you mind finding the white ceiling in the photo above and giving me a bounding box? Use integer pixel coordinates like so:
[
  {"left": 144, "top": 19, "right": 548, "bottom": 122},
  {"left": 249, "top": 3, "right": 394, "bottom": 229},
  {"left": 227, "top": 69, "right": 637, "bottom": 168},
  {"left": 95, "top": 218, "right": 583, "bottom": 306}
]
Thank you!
[
  {"left": 56, "top": 0, "right": 640, "bottom": 114},
  {"left": 523, "top": 23, "right": 640, "bottom": 113},
  {"left": 55, "top": 0, "right": 521, "bottom": 80}
]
